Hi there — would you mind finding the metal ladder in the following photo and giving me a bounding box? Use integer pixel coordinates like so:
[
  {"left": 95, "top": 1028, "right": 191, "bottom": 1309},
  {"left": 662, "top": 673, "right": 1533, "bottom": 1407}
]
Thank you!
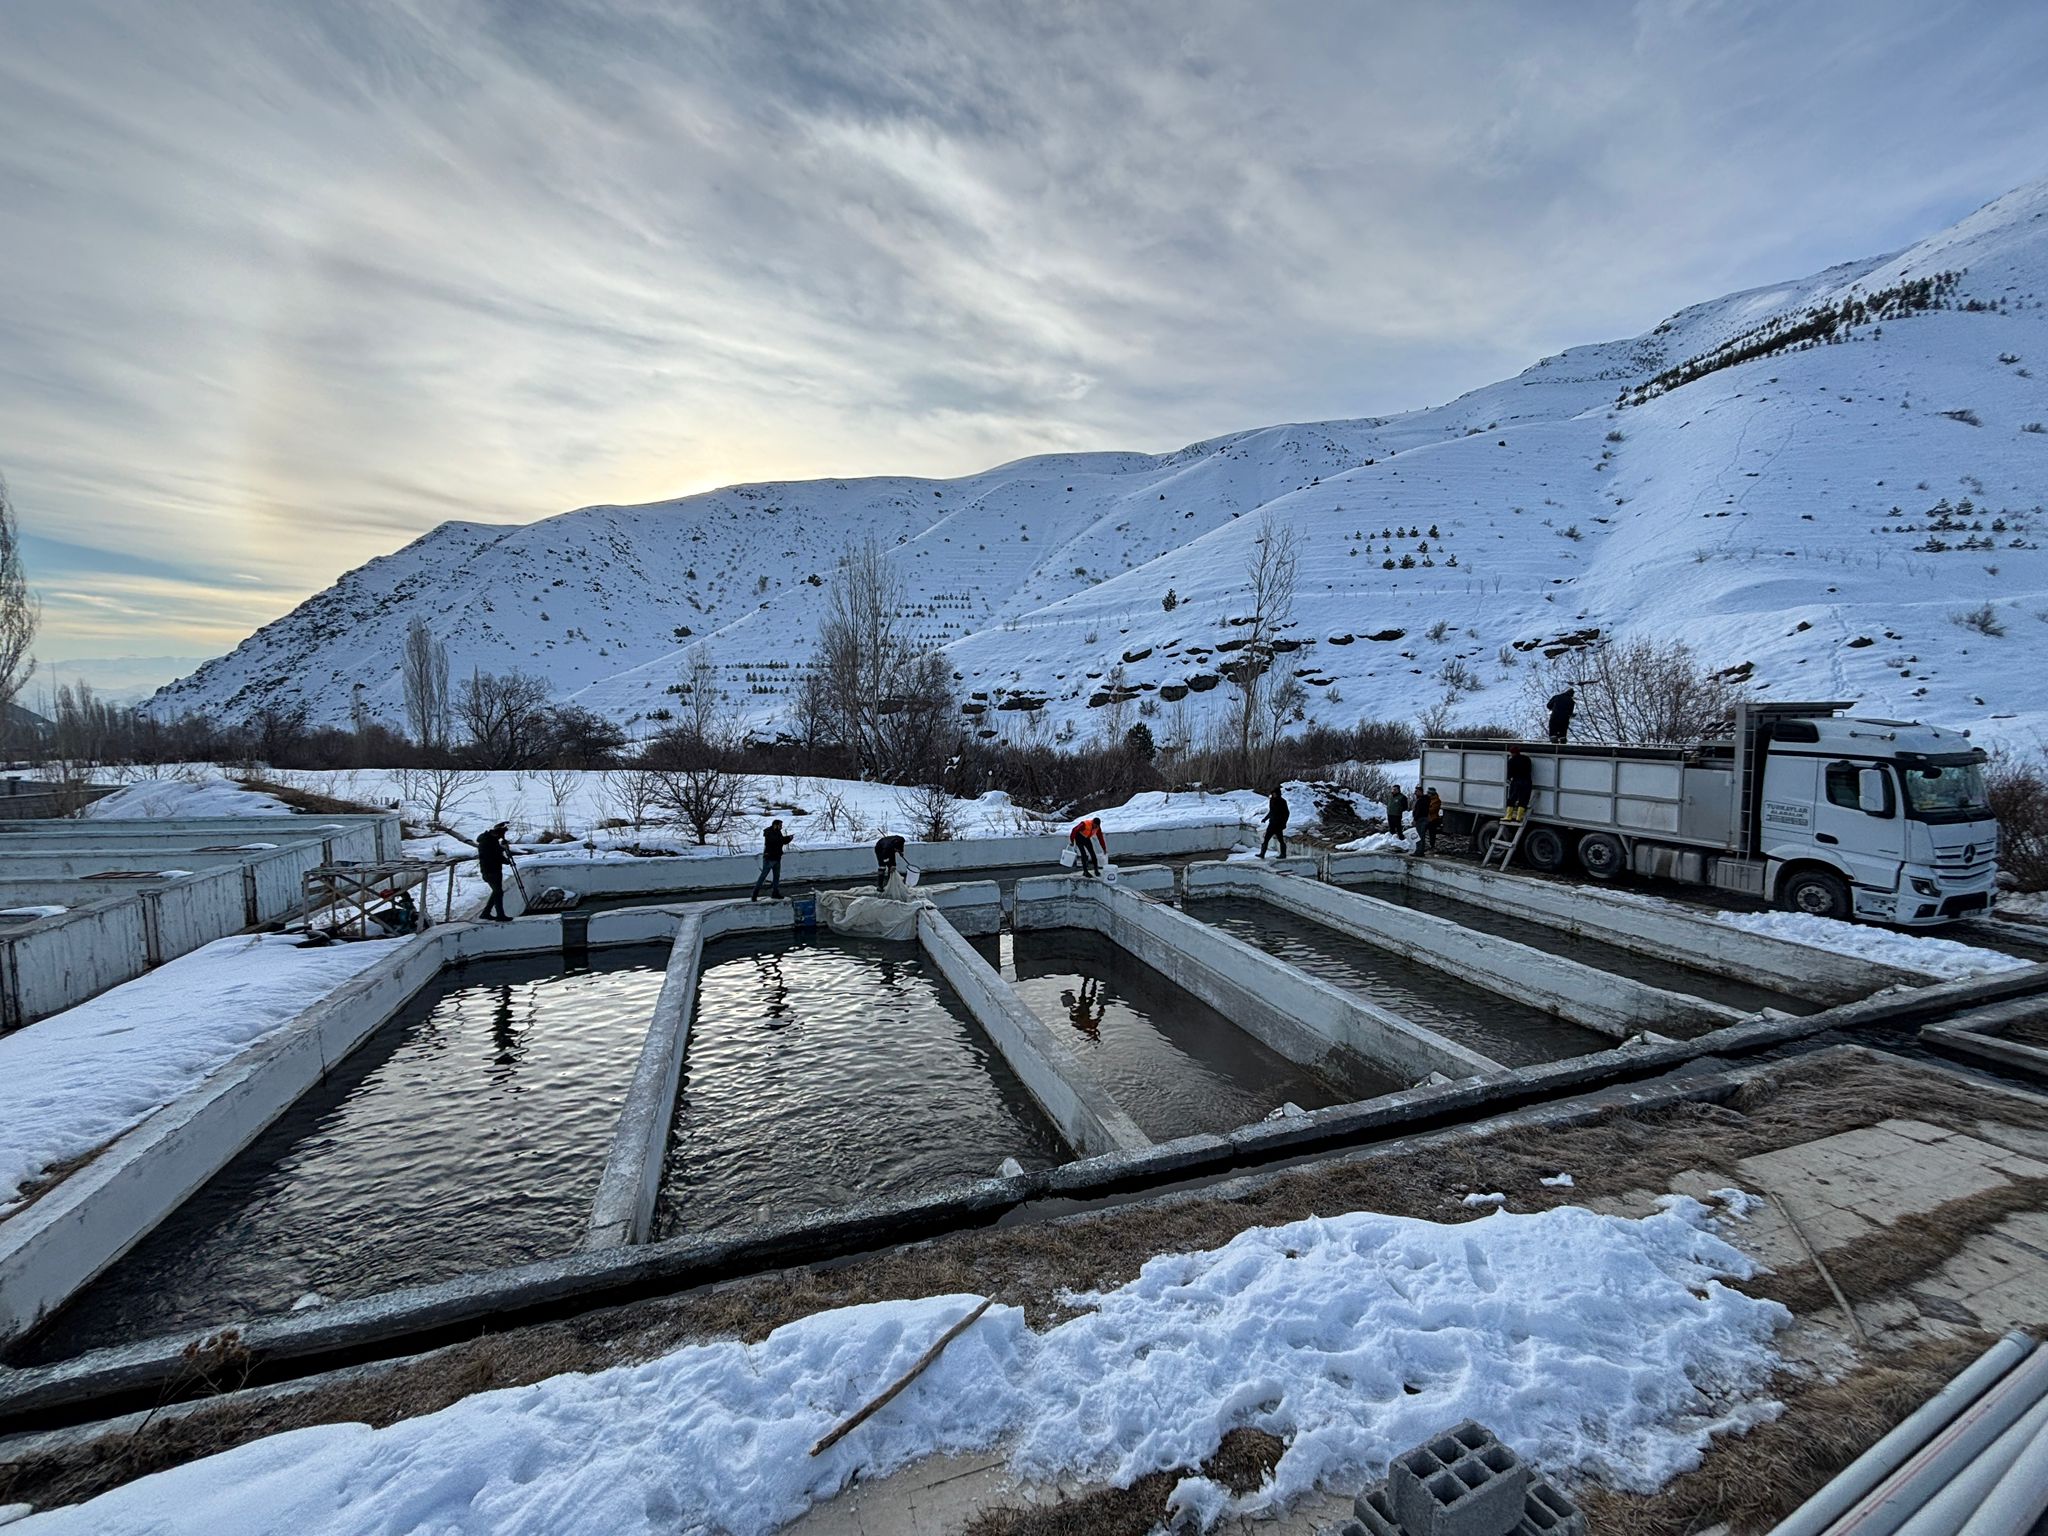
[{"left": 1481, "top": 818, "right": 1529, "bottom": 870}]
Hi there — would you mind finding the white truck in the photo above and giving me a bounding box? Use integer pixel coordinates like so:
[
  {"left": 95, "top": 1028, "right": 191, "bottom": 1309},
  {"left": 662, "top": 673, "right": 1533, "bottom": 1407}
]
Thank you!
[{"left": 1420, "top": 701, "right": 1999, "bottom": 925}]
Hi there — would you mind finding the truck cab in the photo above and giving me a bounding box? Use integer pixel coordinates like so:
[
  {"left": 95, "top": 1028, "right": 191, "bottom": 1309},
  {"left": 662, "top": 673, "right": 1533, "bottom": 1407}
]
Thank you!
[
  {"left": 1420, "top": 701, "right": 1999, "bottom": 926},
  {"left": 1757, "top": 713, "right": 1997, "bottom": 923}
]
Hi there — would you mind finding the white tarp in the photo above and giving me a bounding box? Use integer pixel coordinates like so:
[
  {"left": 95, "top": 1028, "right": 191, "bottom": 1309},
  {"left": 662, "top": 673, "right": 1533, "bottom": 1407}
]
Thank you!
[{"left": 817, "top": 884, "right": 930, "bottom": 942}]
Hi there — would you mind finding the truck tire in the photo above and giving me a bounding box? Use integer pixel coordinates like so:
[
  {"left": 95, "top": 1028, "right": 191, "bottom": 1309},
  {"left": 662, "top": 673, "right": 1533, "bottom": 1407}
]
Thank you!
[
  {"left": 1577, "top": 832, "right": 1626, "bottom": 880},
  {"left": 1781, "top": 868, "right": 1851, "bottom": 921},
  {"left": 1522, "top": 826, "right": 1569, "bottom": 872}
]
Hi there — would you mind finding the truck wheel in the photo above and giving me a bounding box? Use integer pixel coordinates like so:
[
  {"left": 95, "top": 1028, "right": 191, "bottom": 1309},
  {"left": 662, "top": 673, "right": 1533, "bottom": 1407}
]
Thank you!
[
  {"left": 1522, "top": 826, "right": 1569, "bottom": 872},
  {"left": 1578, "top": 832, "right": 1626, "bottom": 881},
  {"left": 1781, "top": 868, "right": 1851, "bottom": 921},
  {"left": 1473, "top": 818, "right": 1501, "bottom": 854}
]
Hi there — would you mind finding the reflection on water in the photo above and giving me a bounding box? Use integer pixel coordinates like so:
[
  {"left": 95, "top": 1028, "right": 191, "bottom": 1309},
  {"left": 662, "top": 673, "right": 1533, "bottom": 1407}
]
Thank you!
[
  {"left": 23, "top": 947, "right": 669, "bottom": 1362},
  {"left": 976, "top": 928, "right": 1371, "bottom": 1140},
  {"left": 654, "top": 934, "right": 1064, "bottom": 1240}
]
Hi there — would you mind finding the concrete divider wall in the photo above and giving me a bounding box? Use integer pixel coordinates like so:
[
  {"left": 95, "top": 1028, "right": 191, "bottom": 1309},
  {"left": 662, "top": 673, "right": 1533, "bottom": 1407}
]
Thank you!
[
  {"left": 1388, "top": 860, "right": 1919, "bottom": 1001},
  {"left": 1019, "top": 876, "right": 1504, "bottom": 1088},
  {"left": 1323, "top": 850, "right": 1410, "bottom": 884},
  {"left": 0, "top": 814, "right": 398, "bottom": 864},
  {"left": 138, "top": 868, "right": 252, "bottom": 966},
  {"left": 1188, "top": 863, "right": 1741, "bottom": 1039},
  {"left": 0, "top": 900, "right": 150, "bottom": 1030},
  {"left": 522, "top": 822, "right": 1246, "bottom": 900}
]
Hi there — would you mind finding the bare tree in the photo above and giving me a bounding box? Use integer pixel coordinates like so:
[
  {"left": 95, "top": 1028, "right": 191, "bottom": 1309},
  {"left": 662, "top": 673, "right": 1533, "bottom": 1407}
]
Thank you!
[
  {"left": 596, "top": 766, "right": 663, "bottom": 830},
  {"left": 457, "top": 668, "right": 551, "bottom": 767},
  {"left": 538, "top": 762, "right": 579, "bottom": 838},
  {"left": 641, "top": 649, "right": 745, "bottom": 844},
  {"left": 1525, "top": 638, "right": 1744, "bottom": 746},
  {"left": 1099, "top": 663, "right": 1133, "bottom": 745},
  {"left": 896, "top": 781, "right": 961, "bottom": 842},
  {"left": 813, "top": 536, "right": 958, "bottom": 780},
  {"left": 401, "top": 619, "right": 451, "bottom": 749},
  {"left": 393, "top": 763, "right": 484, "bottom": 832},
  {"left": 1225, "top": 509, "right": 1302, "bottom": 785},
  {"left": 0, "top": 475, "right": 39, "bottom": 733}
]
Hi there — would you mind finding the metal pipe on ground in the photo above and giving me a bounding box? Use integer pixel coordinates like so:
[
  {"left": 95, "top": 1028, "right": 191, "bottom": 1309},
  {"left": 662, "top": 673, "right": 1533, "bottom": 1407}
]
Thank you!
[
  {"left": 1954, "top": 1407, "right": 2048, "bottom": 1536},
  {"left": 1890, "top": 1387, "right": 2048, "bottom": 1536},
  {"left": 1771, "top": 1331, "right": 2033, "bottom": 1536},
  {"left": 1816, "top": 1337, "right": 2048, "bottom": 1536}
]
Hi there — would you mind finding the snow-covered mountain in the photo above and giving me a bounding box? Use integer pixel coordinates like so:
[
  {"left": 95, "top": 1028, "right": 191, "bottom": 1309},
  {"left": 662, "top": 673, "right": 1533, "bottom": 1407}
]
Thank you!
[{"left": 154, "top": 177, "right": 2048, "bottom": 750}]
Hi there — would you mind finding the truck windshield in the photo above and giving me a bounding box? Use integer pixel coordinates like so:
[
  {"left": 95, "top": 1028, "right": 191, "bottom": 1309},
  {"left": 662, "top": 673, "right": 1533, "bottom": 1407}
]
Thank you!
[{"left": 1897, "top": 758, "right": 1990, "bottom": 821}]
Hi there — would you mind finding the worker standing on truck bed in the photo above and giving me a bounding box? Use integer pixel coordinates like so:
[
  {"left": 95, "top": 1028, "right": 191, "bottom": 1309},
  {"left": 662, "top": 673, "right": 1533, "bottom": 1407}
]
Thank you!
[
  {"left": 1547, "top": 687, "right": 1576, "bottom": 744},
  {"left": 1504, "top": 746, "right": 1533, "bottom": 824}
]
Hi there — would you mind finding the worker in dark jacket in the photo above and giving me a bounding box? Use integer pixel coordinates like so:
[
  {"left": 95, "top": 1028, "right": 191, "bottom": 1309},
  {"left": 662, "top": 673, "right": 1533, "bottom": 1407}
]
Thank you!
[
  {"left": 1418, "top": 787, "right": 1443, "bottom": 854},
  {"left": 1384, "top": 785, "right": 1409, "bottom": 839},
  {"left": 1260, "top": 787, "right": 1290, "bottom": 858},
  {"left": 753, "top": 819, "right": 794, "bottom": 900},
  {"left": 1504, "top": 746, "right": 1534, "bottom": 824},
  {"left": 477, "top": 822, "right": 515, "bottom": 921},
  {"left": 874, "top": 832, "right": 907, "bottom": 890},
  {"left": 1547, "top": 687, "right": 1577, "bottom": 744}
]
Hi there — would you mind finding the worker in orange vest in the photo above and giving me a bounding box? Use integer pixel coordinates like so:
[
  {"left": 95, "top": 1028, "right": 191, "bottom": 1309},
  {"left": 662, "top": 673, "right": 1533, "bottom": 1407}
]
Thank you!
[{"left": 1069, "top": 816, "right": 1108, "bottom": 877}]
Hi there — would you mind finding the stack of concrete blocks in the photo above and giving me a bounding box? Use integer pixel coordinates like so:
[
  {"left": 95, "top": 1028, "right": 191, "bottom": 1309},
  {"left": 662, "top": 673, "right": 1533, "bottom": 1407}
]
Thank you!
[{"left": 1341, "top": 1422, "right": 1584, "bottom": 1536}]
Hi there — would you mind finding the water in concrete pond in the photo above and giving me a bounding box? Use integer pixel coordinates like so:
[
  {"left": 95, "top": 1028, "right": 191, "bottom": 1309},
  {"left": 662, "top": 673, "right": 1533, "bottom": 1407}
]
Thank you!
[
  {"left": 975, "top": 929, "right": 1359, "bottom": 1140},
  {"left": 1186, "top": 897, "right": 1608, "bottom": 1066},
  {"left": 23, "top": 947, "right": 668, "bottom": 1361},
  {"left": 653, "top": 934, "right": 1063, "bottom": 1240},
  {"left": 1346, "top": 881, "right": 1816, "bottom": 1016}
]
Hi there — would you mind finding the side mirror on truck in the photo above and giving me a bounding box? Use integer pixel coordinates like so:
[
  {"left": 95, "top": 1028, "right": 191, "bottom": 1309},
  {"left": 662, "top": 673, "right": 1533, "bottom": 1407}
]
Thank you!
[{"left": 1859, "top": 767, "right": 1892, "bottom": 816}]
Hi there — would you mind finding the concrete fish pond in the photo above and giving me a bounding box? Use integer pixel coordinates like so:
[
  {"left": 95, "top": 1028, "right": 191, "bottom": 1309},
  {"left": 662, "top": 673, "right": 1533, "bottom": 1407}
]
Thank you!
[
  {"left": 0, "top": 836, "right": 1966, "bottom": 1377},
  {"left": 978, "top": 928, "right": 1370, "bottom": 1138},
  {"left": 653, "top": 933, "right": 1066, "bottom": 1240},
  {"left": 20, "top": 947, "right": 670, "bottom": 1360}
]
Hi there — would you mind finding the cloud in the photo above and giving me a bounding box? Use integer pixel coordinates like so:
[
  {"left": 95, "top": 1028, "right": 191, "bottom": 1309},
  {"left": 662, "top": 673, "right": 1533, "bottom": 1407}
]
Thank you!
[{"left": 3, "top": 0, "right": 2047, "bottom": 659}]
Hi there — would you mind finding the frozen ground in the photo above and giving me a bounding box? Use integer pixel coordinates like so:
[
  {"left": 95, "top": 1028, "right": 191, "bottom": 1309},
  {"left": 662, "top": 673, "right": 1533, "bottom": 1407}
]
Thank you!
[
  {"left": 81, "top": 768, "right": 1289, "bottom": 855},
  {"left": 1716, "top": 909, "right": 2032, "bottom": 981},
  {"left": 0, "top": 933, "right": 398, "bottom": 1216},
  {"left": 15, "top": 1195, "right": 1785, "bottom": 1536}
]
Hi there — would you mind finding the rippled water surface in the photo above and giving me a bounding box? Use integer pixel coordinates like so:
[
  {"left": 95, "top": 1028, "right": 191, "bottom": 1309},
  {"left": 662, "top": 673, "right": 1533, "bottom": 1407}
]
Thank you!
[
  {"left": 1342, "top": 881, "right": 1813, "bottom": 1017},
  {"left": 1186, "top": 898, "right": 1608, "bottom": 1065},
  {"left": 26, "top": 947, "right": 668, "bottom": 1361},
  {"left": 654, "top": 934, "right": 1064, "bottom": 1240},
  {"left": 976, "top": 929, "right": 1360, "bottom": 1139}
]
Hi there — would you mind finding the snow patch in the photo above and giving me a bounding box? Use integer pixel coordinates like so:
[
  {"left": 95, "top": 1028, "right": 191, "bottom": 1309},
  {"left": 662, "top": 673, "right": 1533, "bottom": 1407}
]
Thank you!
[
  {"left": 22, "top": 1197, "right": 1785, "bottom": 1533},
  {"left": 1715, "top": 910, "right": 2029, "bottom": 980}
]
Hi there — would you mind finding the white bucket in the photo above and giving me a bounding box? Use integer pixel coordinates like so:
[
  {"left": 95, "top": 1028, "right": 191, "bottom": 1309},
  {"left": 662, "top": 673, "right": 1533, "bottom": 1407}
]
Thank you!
[
  {"left": 1102, "top": 863, "right": 1120, "bottom": 886},
  {"left": 1058, "top": 845, "right": 1078, "bottom": 869}
]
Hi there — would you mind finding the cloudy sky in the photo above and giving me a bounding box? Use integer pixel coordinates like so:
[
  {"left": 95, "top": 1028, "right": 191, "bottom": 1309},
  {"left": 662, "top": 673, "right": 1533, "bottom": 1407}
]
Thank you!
[{"left": 6, "top": 0, "right": 2048, "bottom": 680}]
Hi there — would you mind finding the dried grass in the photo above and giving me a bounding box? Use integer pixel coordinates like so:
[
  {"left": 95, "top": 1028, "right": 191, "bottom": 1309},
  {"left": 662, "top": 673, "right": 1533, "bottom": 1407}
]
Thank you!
[{"left": 1577, "top": 1334, "right": 1988, "bottom": 1536}]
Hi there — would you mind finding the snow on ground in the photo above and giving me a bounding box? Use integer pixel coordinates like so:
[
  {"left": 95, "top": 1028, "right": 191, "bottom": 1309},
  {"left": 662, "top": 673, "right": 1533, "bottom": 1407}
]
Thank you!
[
  {"left": 1716, "top": 910, "right": 2031, "bottom": 980},
  {"left": 0, "top": 934, "right": 398, "bottom": 1216},
  {"left": 81, "top": 775, "right": 294, "bottom": 819},
  {"left": 17, "top": 1195, "right": 1785, "bottom": 1536}
]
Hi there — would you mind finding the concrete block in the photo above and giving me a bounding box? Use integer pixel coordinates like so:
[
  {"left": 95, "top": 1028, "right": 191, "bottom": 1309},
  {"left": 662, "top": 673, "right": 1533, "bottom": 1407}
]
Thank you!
[
  {"left": 1353, "top": 1481, "right": 1402, "bottom": 1536},
  {"left": 1515, "top": 1478, "right": 1586, "bottom": 1536},
  {"left": 1389, "top": 1421, "right": 1531, "bottom": 1536},
  {"left": 1046, "top": 1132, "right": 1232, "bottom": 1193}
]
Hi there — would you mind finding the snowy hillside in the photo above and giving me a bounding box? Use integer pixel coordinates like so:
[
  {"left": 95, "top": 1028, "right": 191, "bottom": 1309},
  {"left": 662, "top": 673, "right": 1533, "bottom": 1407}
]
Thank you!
[{"left": 152, "top": 177, "right": 2048, "bottom": 749}]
